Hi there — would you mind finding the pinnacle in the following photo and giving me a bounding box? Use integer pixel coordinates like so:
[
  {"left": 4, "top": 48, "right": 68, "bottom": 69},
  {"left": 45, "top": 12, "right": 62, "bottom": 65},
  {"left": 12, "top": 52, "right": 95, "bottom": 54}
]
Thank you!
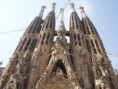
[
  {"left": 0, "top": 2, "right": 118, "bottom": 89},
  {"left": 70, "top": 3, "right": 76, "bottom": 12},
  {"left": 79, "top": 6, "right": 87, "bottom": 18},
  {"left": 39, "top": 6, "right": 46, "bottom": 18},
  {"left": 52, "top": 2, "right": 56, "bottom": 12}
]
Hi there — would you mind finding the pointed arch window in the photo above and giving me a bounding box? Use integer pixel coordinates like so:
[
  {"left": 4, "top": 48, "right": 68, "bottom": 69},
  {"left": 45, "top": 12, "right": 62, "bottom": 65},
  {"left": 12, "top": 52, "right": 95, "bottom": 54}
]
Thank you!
[{"left": 50, "top": 60, "right": 67, "bottom": 78}]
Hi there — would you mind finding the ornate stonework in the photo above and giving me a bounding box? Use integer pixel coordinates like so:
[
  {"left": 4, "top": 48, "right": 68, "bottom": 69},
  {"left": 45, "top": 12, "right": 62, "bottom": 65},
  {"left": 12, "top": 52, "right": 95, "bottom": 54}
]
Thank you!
[{"left": 0, "top": 2, "right": 118, "bottom": 89}]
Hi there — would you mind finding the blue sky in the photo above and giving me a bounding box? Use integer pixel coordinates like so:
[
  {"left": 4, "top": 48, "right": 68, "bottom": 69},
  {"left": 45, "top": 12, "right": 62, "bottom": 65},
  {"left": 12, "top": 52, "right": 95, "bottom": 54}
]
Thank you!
[{"left": 0, "top": 0, "right": 118, "bottom": 70}]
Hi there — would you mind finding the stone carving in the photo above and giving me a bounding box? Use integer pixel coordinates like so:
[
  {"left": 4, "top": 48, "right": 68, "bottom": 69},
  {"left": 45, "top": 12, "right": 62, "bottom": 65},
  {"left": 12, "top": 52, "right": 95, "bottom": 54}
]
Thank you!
[{"left": 0, "top": 3, "right": 118, "bottom": 89}]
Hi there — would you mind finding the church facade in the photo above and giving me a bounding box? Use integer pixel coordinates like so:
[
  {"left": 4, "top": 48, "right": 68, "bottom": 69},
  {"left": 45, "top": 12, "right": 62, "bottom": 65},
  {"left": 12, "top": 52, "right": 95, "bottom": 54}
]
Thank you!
[{"left": 0, "top": 2, "right": 118, "bottom": 89}]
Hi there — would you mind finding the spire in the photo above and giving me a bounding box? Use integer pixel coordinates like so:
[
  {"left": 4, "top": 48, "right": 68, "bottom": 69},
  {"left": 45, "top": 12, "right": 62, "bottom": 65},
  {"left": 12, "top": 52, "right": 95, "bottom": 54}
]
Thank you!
[
  {"left": 70, "top": 4, "right": 82, "bottom": 31},
  {"left": 60, "top": 8, "right": 64, "bottom": 22},
  {"left": 59, "top": 21, "right": 66, "bottom": 31},
  {"left": 59, "top": 7, "right": 66, "bottom": 31},
  {"left": 39, "top": 6, "right": 46, "bottom": 18},
  {"left": 52, "top": 2, "right": 56, "bottom": 12},
  {"left": 70, "top": 3, "right": 76, "bottom": 12},
  {"left": 79, "top": 6, "right": 87, "bottom": 18}
]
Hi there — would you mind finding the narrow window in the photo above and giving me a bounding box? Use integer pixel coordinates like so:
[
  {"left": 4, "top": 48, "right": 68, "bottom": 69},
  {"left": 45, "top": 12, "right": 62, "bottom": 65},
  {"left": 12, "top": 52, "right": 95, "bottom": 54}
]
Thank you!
[
  {"left": 43, "top": 33, "right": 46, "bottom": 40},
  {"left": 74, "top": 34, "right": 76, "bottom": 40},
  {"left": 36, "top": 20, "right": 42, "bottom": 33},
  {"left": 79, "top": 78, "right": 85, "bottom": 88},
  {"left": 32, "top": 19, "right": 39, "bottom": 33},
  {"left": 46, "top": 15, "right": 51, "bottom": 28},
  {"left": 46, "top": 33, "right": 50, "bottom": 44},
  {"left": 75, "top": 15, "right": 79, "bottom": 29},
  {"left": 78, "top": 34, "right": 80, "bottom": 41},
  {"left": 91, "top": 27, "right": 95, "bottom": 34},
  {"left": 90, "top": 79, "right": 95, "bottom": 89},
  {"left": 70, "top": 16, "right": 72, "bottom": 30},
  {"left": 49, "top": 15, "right": 53, "bottom": 28},
  {"left": 81, "top": 22, "right": 86, "bottom": 34},
  {"left": 53, "top": 17, "right": 55, "bottom": 30},
  {"left": 40, "top": 33, "right": 46, "bottom": 45},
  {"left": 95, "top": 40, "right": 101, "bottom": 54},
  {"left": 24, "top": 39, "right": 31, "bottom": 51},
  {"left": 90, "top": 40, "right": 96, "bottom": 53},
  {"left": 72, "top": 14, "right": 75, "bottom": 29},
  {"left": 75, "top": 41, "right": 77, "bottom": 45},
  {"left": 99, "top": 86, "right": 102, "bottom": 89},
  {"left": 85, "top": 21, "right": 90, "bottom": 34},
  {"left": 27, "top": 24, "right": 33, "bottom": 33},
  {"left": 101, "top": 58, "right": 105, "bottom": 64},
  {"left": 96, "top": 68, "right": 102, "bottom": 77},
  {"left": 18, "top": 38, "right": 27, "bottom": 52},
  {"left": 86, "top": 39, "right": 91, "bottom": 52},
  {"left": 30, "top": 39, "right": 37, "bottom": 51},
  {"left": 70, "top": 55, "right": 74, "bottom": 65},
  {"left": 78, "top": 34, "right": 81, "bottom": 46},
  {"left": 109, "top": 78, "right": 115, "bottom": 89}
]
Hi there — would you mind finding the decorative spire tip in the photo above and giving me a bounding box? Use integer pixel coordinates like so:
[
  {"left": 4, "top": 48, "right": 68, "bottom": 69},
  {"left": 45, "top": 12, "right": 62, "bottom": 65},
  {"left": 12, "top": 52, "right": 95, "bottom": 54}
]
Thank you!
[
  {"left": 79, "top": 6, "right": 84, "bottom": 13},
  {"left": 60, "top": 8, "right": 64, "bottom": 21},
  {"left": 70, "top": 3, "right": 76, "bottom": 12},
  {"left": 39, "top": 6, "right": 46, "bottom": 18},
  {"left": 79, "top": 6, "right": 87, "bottom": 18},
  {"left": 52, "top": 2, "right": 56, "bottom": 12},
  {"left": 42, "top": 6, "right": 46, "bottom": 10}
]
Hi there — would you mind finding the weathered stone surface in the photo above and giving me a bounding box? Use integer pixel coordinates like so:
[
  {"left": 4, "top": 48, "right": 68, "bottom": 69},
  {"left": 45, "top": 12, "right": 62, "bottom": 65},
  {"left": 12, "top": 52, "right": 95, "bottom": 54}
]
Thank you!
[{"left": 0, "top": 3, "right": 118, "bottom": 89}]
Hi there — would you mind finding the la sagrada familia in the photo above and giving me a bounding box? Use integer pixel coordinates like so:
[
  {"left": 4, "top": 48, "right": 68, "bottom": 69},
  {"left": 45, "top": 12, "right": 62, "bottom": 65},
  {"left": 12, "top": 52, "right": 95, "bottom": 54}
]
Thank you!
[{"left": 0, "top": 2, "right": 118, "bottom": 89}]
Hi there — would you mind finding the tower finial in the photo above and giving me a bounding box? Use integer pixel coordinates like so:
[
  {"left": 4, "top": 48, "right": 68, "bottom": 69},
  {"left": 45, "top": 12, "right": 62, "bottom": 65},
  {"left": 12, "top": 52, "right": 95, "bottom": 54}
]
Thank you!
[
  {"left": 39, "top": 6, "right": 46, "bottom": 18},
  {"left": 52, "top": 2, "right": 56, "bottom": 12},
  {"left": 79, "top": 6, "right": 87, "bottom": 18},
  {"left": 60, "top": 8, "right": 64, "bottom": 22},
  {"left": 70, "top": 3, "right": 76, "bottom": 12}
]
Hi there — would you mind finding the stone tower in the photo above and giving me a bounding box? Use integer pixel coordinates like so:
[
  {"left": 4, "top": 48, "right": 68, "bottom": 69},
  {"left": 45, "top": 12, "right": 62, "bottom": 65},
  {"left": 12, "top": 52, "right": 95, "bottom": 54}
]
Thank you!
[{"left": 0, "top": 2, "right": 118, "bottom": 89}]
